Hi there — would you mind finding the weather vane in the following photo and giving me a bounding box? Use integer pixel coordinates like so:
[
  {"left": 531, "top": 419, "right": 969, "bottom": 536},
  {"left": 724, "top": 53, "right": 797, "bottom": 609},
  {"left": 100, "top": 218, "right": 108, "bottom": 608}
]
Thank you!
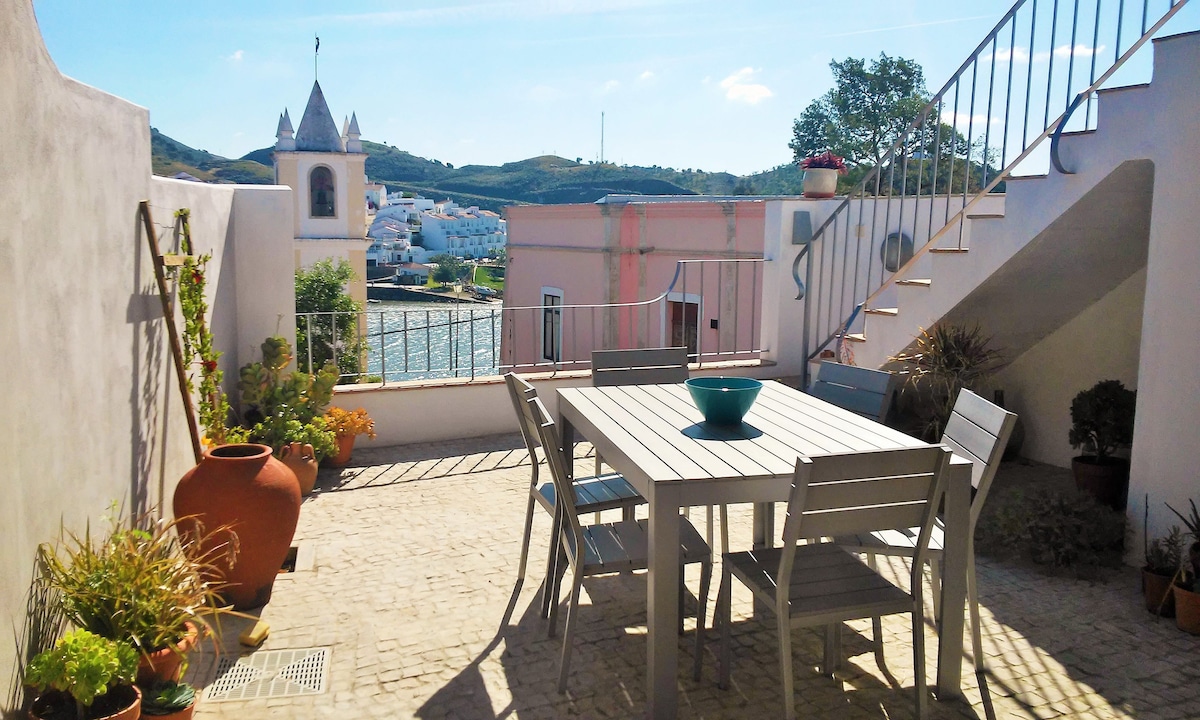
[{"left": 314, "top": 34, "right": 320, "bottom": 81}]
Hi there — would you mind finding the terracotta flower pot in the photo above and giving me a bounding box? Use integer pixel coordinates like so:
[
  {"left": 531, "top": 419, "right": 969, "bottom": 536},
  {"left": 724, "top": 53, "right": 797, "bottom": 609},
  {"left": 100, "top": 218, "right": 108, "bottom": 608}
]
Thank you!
[
  {"left": 174, "top": 444, "right": 301, "bottom": 610},
  {"left": 1070, "top": 456, "right": 1129, "bottom": 510},
  {"left": 280, "top": 442, "right": 318, "bottom": 496},
  {"left": 141, "top": 698, "right": 196, "bottom": 720},
  {"left": 802, "top": 167, "right": 839, "bottom": 198},
  {"left": 136, "top": 622, "right": 199, "bottom": 686},
  {"left": 30, "top": 685, "right": 141, "bottom": 720},
  {"left": 1141, "top": 569, "right": 1175, "bottom": 617},
  {"left": 327, "top": 435, "right": 356, "bottom": 467},
  {"left": 1175, "top": 583, "right": 1200, "bottom": 635}
]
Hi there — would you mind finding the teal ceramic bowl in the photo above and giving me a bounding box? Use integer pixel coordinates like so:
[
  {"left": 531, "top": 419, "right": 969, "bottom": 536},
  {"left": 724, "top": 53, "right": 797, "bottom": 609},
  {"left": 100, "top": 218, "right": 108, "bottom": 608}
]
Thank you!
[{"left": 685, "top": 377, "right": 763, "bottom": 426}]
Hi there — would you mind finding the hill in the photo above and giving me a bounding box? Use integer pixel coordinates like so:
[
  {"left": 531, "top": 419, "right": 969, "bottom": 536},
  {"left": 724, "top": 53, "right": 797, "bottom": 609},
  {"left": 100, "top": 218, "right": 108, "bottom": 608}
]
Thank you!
[{"left": 150, "top": 131, "right": 805, "bottom": 208}]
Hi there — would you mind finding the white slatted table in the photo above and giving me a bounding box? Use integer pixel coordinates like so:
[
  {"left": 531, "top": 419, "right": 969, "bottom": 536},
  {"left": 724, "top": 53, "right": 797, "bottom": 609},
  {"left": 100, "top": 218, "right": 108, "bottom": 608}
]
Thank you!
[{"left": 557, "top": 380, "right": 971, "bottom": 720}]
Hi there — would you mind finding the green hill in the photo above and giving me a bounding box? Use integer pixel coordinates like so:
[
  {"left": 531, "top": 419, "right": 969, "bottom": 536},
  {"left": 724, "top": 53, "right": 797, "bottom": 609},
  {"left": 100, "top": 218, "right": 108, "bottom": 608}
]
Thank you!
[{"left": 150, "top": 131, "right": 805, "bottom": 208}]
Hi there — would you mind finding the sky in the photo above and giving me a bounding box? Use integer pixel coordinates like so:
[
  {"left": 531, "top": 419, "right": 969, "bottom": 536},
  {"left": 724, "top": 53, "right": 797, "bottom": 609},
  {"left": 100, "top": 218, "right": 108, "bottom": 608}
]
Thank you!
[{"left": 31, "top": 0, "right": 1200, "bottom": 177}]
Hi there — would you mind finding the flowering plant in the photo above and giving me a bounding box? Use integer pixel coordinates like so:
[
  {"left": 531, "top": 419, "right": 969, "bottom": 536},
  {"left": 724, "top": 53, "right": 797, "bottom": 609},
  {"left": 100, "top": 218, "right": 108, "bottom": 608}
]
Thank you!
[
  {"left": 799, "top": 151, "right": 848, "bottom": 174},
  {"left": 324, "top": 407, "right": 377, "bottom": 440}
]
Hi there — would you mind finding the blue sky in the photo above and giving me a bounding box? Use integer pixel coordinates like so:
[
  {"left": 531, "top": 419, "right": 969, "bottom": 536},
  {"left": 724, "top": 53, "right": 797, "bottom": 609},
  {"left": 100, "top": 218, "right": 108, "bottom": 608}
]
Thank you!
[{"left": 32, "top": 0, "right": 1199, "bottom": 176}]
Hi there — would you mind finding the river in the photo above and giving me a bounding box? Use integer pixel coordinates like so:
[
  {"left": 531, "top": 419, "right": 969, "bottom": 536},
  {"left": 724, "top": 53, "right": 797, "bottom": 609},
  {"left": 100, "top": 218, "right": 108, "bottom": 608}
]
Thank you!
[{"left": 354, "top": 300, "right": 503, "bottom": 382}]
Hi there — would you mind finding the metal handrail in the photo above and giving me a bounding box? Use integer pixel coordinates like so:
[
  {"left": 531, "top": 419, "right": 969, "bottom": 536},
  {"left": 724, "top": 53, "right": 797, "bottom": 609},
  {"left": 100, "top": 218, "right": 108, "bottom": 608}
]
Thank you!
[{"left": 803, "top": 0, "right": 1188, "bottom": 378}]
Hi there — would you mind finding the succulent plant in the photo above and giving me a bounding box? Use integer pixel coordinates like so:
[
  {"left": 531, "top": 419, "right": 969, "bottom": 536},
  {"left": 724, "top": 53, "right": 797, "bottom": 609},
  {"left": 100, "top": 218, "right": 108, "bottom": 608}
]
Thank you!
[{"left": 26, "top": 629, "right": 138, "bottom": 712}]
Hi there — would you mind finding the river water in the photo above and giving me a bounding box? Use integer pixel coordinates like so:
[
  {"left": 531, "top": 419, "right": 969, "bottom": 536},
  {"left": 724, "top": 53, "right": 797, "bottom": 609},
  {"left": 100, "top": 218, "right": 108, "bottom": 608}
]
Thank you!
[{"left": 353, "top": 300, "right": 503, "bottom": 382}]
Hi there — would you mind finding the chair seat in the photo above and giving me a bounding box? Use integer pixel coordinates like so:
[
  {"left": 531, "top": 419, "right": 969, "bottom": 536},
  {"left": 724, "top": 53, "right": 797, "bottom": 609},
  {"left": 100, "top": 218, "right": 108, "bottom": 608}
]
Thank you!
[
  {"left": 724, "top": 543, "right": 912, "bottom": 623},
  {"left": 572, "top": 518, "right": 710, "bottom": 575},
  {"left": 837, "top": 519, "right": 946, "bottom": 556},
  {"left": 536, "top": 472, "right": 645, "bottom": 515}
]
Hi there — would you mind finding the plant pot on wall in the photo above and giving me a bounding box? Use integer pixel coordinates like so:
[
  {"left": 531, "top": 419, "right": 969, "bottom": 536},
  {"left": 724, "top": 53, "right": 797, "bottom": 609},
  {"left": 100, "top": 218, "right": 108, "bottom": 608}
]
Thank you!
[
  {"left": 1071, "top": 456, "right": 1129, "bottom": 511},
  {"left": 173, "top": 444, "right": 301, "bottom": 610},
  {"left": 802, "top": 168, "right": 839, "bottom": 198}
]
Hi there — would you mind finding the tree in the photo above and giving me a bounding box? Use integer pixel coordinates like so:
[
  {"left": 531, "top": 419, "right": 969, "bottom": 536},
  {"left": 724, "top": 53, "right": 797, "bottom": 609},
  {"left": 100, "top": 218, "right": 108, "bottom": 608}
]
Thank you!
[
  {"left": 295, "top": 259, "right": 365, "bottom": 382},
  {"left": 430, "top": 253, "right": 466, "bottom": 286},
  {"left": 789, "top": 53, "right": 929, "bottom": 169}
]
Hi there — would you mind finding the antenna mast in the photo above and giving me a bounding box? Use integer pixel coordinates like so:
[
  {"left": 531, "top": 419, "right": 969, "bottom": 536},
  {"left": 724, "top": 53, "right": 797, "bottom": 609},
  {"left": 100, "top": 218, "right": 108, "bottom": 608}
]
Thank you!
[{"left": 600, "top": 112, "right": 605, "bottom": 164}]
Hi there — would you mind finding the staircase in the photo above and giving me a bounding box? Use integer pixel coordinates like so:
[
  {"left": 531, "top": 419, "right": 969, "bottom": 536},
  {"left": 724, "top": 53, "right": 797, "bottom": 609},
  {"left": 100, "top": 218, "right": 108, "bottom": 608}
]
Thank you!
[{"left": 802, "top": 0, "right": 1192, "bottom": 378}]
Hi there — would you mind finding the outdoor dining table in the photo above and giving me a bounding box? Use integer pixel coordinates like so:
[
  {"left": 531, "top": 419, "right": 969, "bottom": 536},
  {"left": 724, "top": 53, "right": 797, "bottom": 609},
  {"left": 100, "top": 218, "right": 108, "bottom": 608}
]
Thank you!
[{"left": 557, "top": 379, "right": 973, "bottom": 720}]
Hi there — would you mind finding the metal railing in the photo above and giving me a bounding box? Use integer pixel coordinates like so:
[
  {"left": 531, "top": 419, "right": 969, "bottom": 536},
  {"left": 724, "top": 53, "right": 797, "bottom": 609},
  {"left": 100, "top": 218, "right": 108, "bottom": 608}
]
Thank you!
[
  {"left": 299, "top": 258, "right": 765, "bottom": 384},
  {"left": 802, "top": 0, "right": 1188, "bottom": 381}
]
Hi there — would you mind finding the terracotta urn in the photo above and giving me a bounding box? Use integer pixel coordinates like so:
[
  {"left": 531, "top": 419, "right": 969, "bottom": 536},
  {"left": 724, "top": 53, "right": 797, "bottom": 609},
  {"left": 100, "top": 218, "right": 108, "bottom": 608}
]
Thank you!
[
  {"left": 136, "top": 622, "right": 199, "bottom": 685},
  {"left": 174, "top": 444, "right": 301, "bottom": 610},
  {"left": 280, "top": 442, "right": 319, "bottom": 496}
]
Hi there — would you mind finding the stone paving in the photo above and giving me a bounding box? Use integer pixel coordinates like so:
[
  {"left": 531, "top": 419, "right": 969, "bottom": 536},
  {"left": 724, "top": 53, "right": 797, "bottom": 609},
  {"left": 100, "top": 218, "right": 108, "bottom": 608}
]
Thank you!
[{"left": 188, "top": 435, "right": 1200, "bottom": 719}]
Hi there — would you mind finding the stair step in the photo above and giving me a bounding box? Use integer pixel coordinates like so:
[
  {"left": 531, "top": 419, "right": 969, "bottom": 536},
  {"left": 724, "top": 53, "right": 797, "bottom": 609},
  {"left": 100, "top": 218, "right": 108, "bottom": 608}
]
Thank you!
[
  {"left": 841, "top": 333, "right": 867, "bottom": 343},
  {"left": 966, "top": 213, "right": 1004, "bottom": 220},
  {"left": 896, "top": 278, "right": 932, "bottom": 287},
  {"left": 864, "top": 307, "right": 898, "bottom": 316},
  {"left": 930, "top": 247, "right": 969, "bottom": 253}
]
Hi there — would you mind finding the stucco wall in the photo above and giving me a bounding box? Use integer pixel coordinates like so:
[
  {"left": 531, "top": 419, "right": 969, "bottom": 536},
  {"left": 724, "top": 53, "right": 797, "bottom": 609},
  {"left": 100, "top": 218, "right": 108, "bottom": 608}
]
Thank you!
[
  {"left": 993, "top": 268, "right": 1146, "bottom": 467},
  {"left": 0, "top": 2, "right": 296, "bottom": 704}
]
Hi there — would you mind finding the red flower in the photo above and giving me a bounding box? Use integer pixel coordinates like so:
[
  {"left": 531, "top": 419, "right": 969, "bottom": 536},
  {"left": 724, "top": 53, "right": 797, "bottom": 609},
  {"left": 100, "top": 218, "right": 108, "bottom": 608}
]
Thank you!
[
  {"left": 191, "top": 270, "right": 204, "bottom": 284},
  {"left": 799, "top": 151, "right": 848, "bottom": 174},
  {"left": 202, "top": 360, "right": 218, "bottom": 373}
]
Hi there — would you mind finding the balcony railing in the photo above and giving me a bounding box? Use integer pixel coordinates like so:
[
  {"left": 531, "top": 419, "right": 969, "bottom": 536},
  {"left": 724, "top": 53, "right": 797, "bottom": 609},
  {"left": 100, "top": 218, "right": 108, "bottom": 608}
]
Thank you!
[{"left": 299, "top": 258, "right": 765, "bottom": 384}]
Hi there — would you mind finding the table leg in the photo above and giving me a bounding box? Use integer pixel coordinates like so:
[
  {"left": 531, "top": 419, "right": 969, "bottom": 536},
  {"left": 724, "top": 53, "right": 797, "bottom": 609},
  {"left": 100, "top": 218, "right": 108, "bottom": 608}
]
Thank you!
[
  {"left": 936, "top": 462, "right": 969, "bottom": 700},
  {"left": 560, "top": 416, "right": 575, "bottom": 483},
  {"left": 751, "top": 502, "right": 775, "bottom": 619},
  {"left": 646, "top": 482, "right": 681, "bottom": 719}
]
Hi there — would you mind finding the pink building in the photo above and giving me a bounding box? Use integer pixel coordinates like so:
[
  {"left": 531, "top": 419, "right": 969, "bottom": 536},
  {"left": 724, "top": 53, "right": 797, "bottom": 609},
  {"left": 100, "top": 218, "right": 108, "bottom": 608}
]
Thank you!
[{"left": 501, "top": 196, "right": 767, "bottom": 371}]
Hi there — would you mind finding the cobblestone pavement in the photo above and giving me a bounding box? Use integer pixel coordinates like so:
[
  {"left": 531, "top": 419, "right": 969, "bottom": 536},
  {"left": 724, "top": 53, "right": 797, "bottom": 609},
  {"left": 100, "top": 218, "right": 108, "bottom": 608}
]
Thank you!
[{"left": 189, "top": 436, "right": 1200, "bottom": 719}]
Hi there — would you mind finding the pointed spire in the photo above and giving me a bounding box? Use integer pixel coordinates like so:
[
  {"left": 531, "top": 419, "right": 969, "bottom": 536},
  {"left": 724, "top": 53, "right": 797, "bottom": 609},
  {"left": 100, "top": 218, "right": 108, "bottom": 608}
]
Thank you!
[
  {"left": 275, "top": 109, "right": 295, "bottom": 151},
  {"left": 294, "top": 80, "right": 344, "bottom": 152},
  {"left": 345, "top": 112, "right": 362, "bottom": 153}
]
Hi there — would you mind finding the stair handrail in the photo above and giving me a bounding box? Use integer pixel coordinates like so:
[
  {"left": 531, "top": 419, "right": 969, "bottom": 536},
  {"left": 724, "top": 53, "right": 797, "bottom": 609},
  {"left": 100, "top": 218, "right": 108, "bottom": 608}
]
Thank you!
[{"left": 803, "top": 0, "right": 1189, "bottom": 380}]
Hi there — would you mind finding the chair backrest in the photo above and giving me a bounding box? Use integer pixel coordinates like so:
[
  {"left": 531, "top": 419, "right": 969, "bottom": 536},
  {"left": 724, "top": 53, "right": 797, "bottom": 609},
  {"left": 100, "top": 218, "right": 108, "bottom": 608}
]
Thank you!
[
  {"left": 807, "top": 360, "right": 900, "bottom": 422},
  {"left": 504, "top": 372, "right": 542, "bottom": 481},
  {"left": 592, "top": 347, "right": 689, "bottom": 387},
  {"left": 778, "top": 446, "right": 953, "bottom": 599},
  {"left": 525, "top": 394, "right": 586, "bottom": 567},
  {"left": 940, "top": 388, "right": 1018, "bottom": 526}
]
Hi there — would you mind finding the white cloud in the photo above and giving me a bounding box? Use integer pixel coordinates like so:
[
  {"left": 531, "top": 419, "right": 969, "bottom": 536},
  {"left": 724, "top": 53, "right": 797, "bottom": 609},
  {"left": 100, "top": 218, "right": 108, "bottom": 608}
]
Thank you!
[
  {"left": 1032, "top": 43, "right": 1107, "bottom": 62},
  {"left": 600, "top": 79, "right": 621, "bottom": 94},
  {"left": 227, "top": 50, "right": 244, "bottom": 62},
  {"left": 638, "top": 70, "right": 655, "bottom": 81},
  {"left": 719, "top": 67, "right": 773, "bottom": 105},
  {"left": 982, "top": 46, "right": 1030, "bottom": 64}
]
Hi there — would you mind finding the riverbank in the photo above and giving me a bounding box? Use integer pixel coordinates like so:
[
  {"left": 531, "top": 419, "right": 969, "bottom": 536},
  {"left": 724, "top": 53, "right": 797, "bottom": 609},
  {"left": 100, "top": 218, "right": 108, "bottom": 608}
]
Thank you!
[{"left": 366, "top": 283, "right": 498, "bottom": 304}]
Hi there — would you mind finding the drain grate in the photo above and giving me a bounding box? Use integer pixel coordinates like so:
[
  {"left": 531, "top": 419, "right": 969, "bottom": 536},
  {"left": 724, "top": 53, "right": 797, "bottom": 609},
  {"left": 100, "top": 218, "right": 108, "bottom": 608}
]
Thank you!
[{"left": 205, "top": 647, "right": 330, "bottom": 701}]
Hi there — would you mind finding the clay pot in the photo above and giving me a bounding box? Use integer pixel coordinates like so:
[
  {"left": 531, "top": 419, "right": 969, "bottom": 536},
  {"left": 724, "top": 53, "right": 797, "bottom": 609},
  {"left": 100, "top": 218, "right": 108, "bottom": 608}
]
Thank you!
[
  {"left": 1175, "top": 583, "right": 1200, "bottom": 635},
  {"left": 1141, "top": 570, "right": 1175, "bottom": 617},
  {"left": 174, "top": 444, "right": 301, "bottom": 610},
  {"left": 1071, "top": 456, "right": 1129, "bottom": 510},
  {"left": 802, "top": 167, "right": 839, "bottom": 198},
  {"left": 136, "top": 622, "right": 199, "bottom": 686},
  {"left": 141, "top": 699, "right": 196, "bottom": 720},
  {"left": 327, "top": 434, "right": 357, "bottom": 467},
  {"left": 280, "top": 442, "right": 318, "bottom": 496},
  {"left": 30, "top": 685, "right": 141, "bottom": 720}
]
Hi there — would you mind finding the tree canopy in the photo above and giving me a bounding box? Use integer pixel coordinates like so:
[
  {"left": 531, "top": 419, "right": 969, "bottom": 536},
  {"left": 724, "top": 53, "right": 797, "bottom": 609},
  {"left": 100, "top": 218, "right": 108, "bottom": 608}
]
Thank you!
[
  {"left": 295, "top": 259, "right": 365, "bottom": 381},
  {"left": 789, "top": 54, "right": 928, "bottom": 169}
]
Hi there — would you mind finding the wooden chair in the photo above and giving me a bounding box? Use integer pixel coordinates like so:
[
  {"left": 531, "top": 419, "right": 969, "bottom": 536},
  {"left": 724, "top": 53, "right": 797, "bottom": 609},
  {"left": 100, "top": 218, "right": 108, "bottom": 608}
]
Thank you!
[
  {"left": 505, "top": 372, "right": 646, "bottom": 618},
  {"left": 836, "top": 388, "right": 1017, "bottom": 671},
  {"left": 591, "top": 347, "right": 690, "bottom": 475},
  {"left": 716, "top": 445, "right": 953, "bottom": 720},
  {"left": 522, "top": 392, "right": 713, "bottom": 691},
  {"left": 807, "top": 360, "right": 900, "bottom": 423}
]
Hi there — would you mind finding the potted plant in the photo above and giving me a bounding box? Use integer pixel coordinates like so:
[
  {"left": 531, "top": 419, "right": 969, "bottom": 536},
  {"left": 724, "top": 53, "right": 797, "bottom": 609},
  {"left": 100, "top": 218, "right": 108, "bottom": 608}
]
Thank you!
[
  {"left": 37, "top": 512, "right": 233, "bottom": 686},
  {"left": 1167, "top": 499, "right": 1200, "bottom": 634},
  {"left": 1143, "top": 525, "right": 1183, "bottom": 617},
  {"left": 1068, "top": 380, "right": 1136, "bottom": 510},
  {"left": 799, "top": 151, "right": 848, "bottom": 198},
  {"left": 323, "top": 407, "right": 377, "bottom": 467},
  {"left": 25, "top": 629, "right": 141, "bottom": 720},
  {"left": 138, "top": 681, "right": 196, "bottom": 720}
]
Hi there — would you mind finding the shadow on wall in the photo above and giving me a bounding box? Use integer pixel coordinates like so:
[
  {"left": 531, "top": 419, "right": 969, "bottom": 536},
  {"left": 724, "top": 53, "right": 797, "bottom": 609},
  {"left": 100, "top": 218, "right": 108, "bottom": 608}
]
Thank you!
[{"left": 2, "top": 561, "right": 65, "bottom": 718}]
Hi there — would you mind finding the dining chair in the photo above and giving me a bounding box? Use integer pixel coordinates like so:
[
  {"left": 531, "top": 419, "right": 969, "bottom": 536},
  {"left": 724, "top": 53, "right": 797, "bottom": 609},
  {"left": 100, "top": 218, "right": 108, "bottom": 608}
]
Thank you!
[
  {"left": 715, "top": 445, "right": 953, "bottom": 720},
  {"left": 505, "top": 372, "right": 646, "bottom": 618},
  {"left": 807, "top": 360, "right": 900, "bottom": 423},
  {"left": 523, "top": 392, "right": 713, "bottom": 691},
  {"left": 835, "top": 388, "right": 1017, "bottom": 671},
  {"left": 591, "top": 347, "right": 689, "bottom": 475}
]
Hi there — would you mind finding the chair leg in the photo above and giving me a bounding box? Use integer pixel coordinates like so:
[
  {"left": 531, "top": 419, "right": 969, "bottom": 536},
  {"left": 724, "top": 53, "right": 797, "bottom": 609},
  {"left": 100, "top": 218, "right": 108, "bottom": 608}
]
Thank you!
[
  {"left": 780, "top": 614, "right": 796, "bottom": 720},
  {"left": 693, "top": 558, "right": 712, "bottom": 681},
  {"left": 968, "top": 552, "right": 986, "bottom": 672},
  {"left": 929, "top": 557, "right": 942, "bottom": 622},
  {"left": 821, "top": 623, "right": 841, "bottom": 676},
  {"left": 547, "top": 544, "right": 568, "bottom": 638},
  {"left": 540, "top": 511, "right": 563, "bottom": 619},
  {"left": 718, "top": 504, "right": 730, "bottom": 557},
  {"left": 717, "top": 567, "right": 733, "bottom": 690},
  {"left": 516, "top": 492, "right": 538, "bottom": 585},
  {"left": 557, "top": 565, "right": 585, "bottom": 693},
  {"left": 595, "top": 453, "right": 603, "bottom": 477},
  {"left": 705, "top": 505, "right": 715, "bottom": 551},
  {"left": 871, "top": 616, "right": 884, "bottom": 665},
  {"left": 912, "top": 602, "right": 929, "bottom": 719},
  {"left": 678, "top": 566, "right": 686, "bottom": 636}
]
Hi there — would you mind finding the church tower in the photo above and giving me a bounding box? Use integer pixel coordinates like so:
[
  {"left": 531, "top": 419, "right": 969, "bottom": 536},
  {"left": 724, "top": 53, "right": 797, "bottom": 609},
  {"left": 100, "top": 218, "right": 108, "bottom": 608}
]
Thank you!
[{"left": 273, "top": 81, "right": 370, "bottom": 305}]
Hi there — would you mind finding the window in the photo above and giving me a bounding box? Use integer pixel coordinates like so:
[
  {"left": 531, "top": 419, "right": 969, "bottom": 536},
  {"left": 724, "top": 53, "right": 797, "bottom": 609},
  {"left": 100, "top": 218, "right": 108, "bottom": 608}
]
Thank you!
[
  {"left": 667, "top": 295, "right": 699, "bottom": 358},
  {"left": 310, "top": 166, "right": 335, "bottom": 217},
  {"left": 541, "top": 288, "right": 563, "bottom": 362}
]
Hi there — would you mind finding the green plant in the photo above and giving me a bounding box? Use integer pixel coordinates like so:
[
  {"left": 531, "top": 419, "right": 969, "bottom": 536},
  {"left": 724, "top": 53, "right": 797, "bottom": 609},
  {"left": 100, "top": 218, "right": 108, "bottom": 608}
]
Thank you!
[
  {"left": 890, "top": 323, "right": 1003, "bottom": 440},
  {"left": 1167, "top": 499, "right": 1200, "bottom": 586},
  {"left": 26, "top": 629, "right": 138, "bottom": 718},
  {"left": 295, "top": 259, "right": 367, "bottom": 382},
  {"left": 977, "top": 487, "right": 1126, "bottom": 572},
  {"left": 1069, "top": 380, "right": 1136, "bottom": 461},
  {"left": 139, "top": 681, "right": 195, "bottom": 716},
  {"left": 324, "top": 407, "right": 377, "bottom": 440},
  {"left": 38, "top": 510, "right": 235, "bottom": 658},
  {"left": 237, "top": 336, "right": 338, "bottom": 461},
  {"left": 1145, "top": 526, "right": 1185, "bottom": 575}
]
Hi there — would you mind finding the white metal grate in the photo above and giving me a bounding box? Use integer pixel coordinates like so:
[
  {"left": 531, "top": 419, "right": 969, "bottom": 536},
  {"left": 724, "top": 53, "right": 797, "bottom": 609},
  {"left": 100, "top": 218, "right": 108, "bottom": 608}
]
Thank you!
[{"left": 204, "top": 647, "right": 330, "bottom": 701}]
